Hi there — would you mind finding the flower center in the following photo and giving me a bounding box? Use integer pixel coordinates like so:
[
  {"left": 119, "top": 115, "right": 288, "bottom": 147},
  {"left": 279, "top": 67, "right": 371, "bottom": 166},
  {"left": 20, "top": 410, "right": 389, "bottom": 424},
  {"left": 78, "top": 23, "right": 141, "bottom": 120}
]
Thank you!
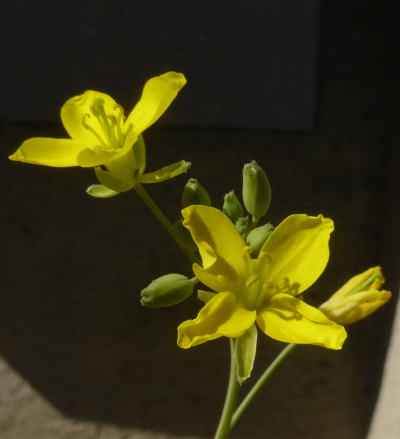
[
  {"left": 82, "top": 98, "right": 133, "bottom": 150},
  {"left": 241, "top": 258, "right": 300, "bottom": 311}
]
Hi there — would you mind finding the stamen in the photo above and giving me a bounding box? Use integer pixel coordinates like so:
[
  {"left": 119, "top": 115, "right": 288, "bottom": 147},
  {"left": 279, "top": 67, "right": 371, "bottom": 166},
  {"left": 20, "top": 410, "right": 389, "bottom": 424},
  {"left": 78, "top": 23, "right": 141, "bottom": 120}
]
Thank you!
[
  {"left": 82, "top": 114, "right": 108, "bottom": 148},
  {"left": 245, "top": 274, "right": 258, "bottom": 289},
  {"left": 113, "top": 104, "right": 125, "bottom": 123},
  {"left": 113, "top": 105, "right": 126, "bottom": 144},
  {"left": 89, "top": 99, "right": 124, "bottom": 149},
  {"left": 258, "top": 251, "right": 272, "bottom": 267},
  {"left": 107, "top": 115, "right": 123, "bottom": 146}
]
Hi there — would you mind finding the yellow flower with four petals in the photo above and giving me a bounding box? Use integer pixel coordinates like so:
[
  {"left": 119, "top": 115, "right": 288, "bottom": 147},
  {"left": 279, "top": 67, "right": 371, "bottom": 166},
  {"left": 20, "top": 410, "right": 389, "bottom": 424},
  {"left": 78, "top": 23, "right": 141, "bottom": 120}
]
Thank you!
[
  {"left": 9, "top": 72, "right": 189, "bottom": 197},
  {"left": 177, "top": 206, "right": 347, "bottom": 350}
]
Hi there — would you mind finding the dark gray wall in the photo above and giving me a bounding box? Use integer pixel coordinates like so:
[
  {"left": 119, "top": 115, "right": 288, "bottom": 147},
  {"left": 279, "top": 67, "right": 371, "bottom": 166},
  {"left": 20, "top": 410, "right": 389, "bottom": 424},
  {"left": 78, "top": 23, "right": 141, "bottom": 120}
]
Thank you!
[{"left": 0, "top": 0, "right": 319, "bottom": 130}]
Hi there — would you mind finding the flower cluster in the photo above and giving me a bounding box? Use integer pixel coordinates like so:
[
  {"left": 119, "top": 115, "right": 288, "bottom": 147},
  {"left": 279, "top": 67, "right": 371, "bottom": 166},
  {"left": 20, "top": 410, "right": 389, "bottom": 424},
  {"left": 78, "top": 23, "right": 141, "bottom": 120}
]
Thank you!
[{"left": 9, "top": 72, "right": 392, "bottom": 395}]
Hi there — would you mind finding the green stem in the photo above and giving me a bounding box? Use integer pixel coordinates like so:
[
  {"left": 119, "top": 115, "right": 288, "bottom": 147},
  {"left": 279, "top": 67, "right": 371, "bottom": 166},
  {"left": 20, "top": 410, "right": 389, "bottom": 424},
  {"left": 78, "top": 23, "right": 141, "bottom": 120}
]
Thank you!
[
  {"left": 134, "top": 183, "right": 197, "bottom": 263},
  {"left": 214, "top": 339, "right": 240, "bottom": 439},
  {"left": 230, "top": 343, "right": 296, "bottom": 429},
  {"left": 189, "top": 276, "right": 199, "bottom": 285}
]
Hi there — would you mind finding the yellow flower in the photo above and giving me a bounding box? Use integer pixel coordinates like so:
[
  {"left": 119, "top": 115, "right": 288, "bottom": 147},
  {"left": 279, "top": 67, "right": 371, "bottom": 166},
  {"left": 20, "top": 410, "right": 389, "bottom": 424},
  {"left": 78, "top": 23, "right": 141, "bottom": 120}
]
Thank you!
[
  {"left": 177, "top": 206, "right": 347, "bottom": 350},
  {"left": 319, "top": 267, "right": 392, "bottom": 324},
  {"left": 9, "top": 72, "right": 189, "bottom": 196}
]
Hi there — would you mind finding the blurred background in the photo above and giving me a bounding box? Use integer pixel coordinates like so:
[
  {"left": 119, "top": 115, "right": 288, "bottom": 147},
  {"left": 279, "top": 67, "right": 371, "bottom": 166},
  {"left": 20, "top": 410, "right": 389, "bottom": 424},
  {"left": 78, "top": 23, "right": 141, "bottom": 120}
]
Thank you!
[{"left": 0, "top": 1, "right": 398, "bottom": 438}]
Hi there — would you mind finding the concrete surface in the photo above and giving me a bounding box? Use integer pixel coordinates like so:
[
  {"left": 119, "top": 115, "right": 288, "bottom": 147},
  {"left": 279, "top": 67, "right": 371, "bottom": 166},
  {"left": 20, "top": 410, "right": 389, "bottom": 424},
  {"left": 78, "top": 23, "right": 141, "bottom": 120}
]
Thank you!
[
  {"left": 367, "top": 294, "right": 400, "bottom": 439},
  {"left": 0, "top": 358, "right": 196, "bottom": 439}
]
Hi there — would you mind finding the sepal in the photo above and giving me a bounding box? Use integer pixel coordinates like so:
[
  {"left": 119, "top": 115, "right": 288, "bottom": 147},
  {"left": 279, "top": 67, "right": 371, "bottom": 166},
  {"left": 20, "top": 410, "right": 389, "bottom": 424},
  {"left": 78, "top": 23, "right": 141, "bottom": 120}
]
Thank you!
[
  {"left": 246, "top": 223, "right": 274, "bottom": 255},
  {"left": 139, "top": 160, "right": 191, "bottom": 184},
  {"left": 95, "top": 167, "right": 135, "bottom": 192},
  {"left": 235, "top": 324, "right": 258, "bottom": 384},
  {"left": 132, "top": 134, "right": 146, "bottom": 176},
  {"left": 197, "top": 289, "right": 216, "bottom": 304},
  {"left": 86, "top": 184, "right": 119, "bottom": 198}
]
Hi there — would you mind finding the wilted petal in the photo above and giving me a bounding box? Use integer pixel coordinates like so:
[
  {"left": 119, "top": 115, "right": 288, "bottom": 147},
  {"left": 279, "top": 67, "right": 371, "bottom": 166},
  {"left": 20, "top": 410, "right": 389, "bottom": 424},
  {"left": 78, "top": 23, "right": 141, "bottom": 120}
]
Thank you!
[
  {"left": 320, "top": 289, "right": 392, "bottom": 325},
  {"left": 322, "top": 266, "right": 384, "bottom": 304}
]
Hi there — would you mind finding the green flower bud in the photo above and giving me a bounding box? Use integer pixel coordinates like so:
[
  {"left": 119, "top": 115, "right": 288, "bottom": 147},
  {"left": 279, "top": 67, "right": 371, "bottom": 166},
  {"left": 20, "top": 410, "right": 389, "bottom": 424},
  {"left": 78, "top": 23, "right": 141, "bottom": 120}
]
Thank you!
[
  {"left": 242, "top": 161, "right": 272, "bottom": 223},
  {"left": 141, "top": 274, "right": 194, "bottom": 307},
  {"left": 223, "top": 191, "right": 244, "bottom": 223},
  {"left": 235, "top": 216, "right": 251, "bottom": 237},
  {"left": 182, "top": 178, "right": 211, "bottom": 208},
  {"left": 246, "top": 223, "right": 274, "bottom": 255}
]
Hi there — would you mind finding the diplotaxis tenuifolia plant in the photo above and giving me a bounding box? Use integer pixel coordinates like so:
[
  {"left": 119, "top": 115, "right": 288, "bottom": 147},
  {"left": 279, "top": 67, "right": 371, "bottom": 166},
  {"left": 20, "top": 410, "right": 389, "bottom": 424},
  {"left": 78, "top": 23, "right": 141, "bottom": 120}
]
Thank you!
[{"left": 9, "top": 72, "right": 392, "bottom": 439}]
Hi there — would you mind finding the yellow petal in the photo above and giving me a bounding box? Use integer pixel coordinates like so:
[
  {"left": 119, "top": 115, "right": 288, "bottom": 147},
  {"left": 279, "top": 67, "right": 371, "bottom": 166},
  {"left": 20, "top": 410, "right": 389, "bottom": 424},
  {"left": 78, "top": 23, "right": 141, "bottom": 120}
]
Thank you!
[
  {"left": 177, "top": 291, "right": 256, "bottom": 348},
  {"left": 125, "top": 72, "right": 186, "bottom": 135},
  {"left": 61, "top": 90, "right": 121, "bottom": 145},
  {"left": 76, "top": 146, "right": 123, "bottom": 167},
  {"left": 256, "top": 293, "right": 346, "bottom": 350},
  {"left": 320, "top": 289, "right": 392, "bottom": 325},
  {"left": 323, "top": 266, "right": 384, "bottom": 305},
  {"left": 9, "top": 137, "right": 85, "bottom": 167},
  {"left": 259, "top": 214, "right": 334, "bottom": 294},
  {"left": 192, "top": 263, "right": 232, "bottom": 293},
  {"left": 182, "top": 206, "right": 251, "bottom": 292}
]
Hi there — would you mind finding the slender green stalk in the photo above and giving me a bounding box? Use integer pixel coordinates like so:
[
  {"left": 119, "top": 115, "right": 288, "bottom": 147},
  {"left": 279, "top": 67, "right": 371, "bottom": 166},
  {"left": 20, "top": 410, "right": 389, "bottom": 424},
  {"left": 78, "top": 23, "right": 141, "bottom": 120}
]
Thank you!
[
  {"left": 214, "top": 340, "right": 240, "bottom": 439},
  {"left": 189, "top": 276, "right": 199, "bottom": 285},
  {"left": 230, "top": 343, "right": 296, "bottom": 429},
  {"left": 134, "top": 183, "right": 198, "bottom": 263}
]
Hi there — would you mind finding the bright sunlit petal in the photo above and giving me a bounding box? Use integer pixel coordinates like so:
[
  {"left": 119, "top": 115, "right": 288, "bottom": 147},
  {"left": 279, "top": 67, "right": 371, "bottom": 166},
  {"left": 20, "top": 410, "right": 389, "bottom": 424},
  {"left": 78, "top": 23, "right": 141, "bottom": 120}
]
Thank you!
[
  {"left": 177, "top": 291, "right": 256, "bottom": 348},
  {"left": 256, "top": 293, "right": 346, "bottom": 350}
]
